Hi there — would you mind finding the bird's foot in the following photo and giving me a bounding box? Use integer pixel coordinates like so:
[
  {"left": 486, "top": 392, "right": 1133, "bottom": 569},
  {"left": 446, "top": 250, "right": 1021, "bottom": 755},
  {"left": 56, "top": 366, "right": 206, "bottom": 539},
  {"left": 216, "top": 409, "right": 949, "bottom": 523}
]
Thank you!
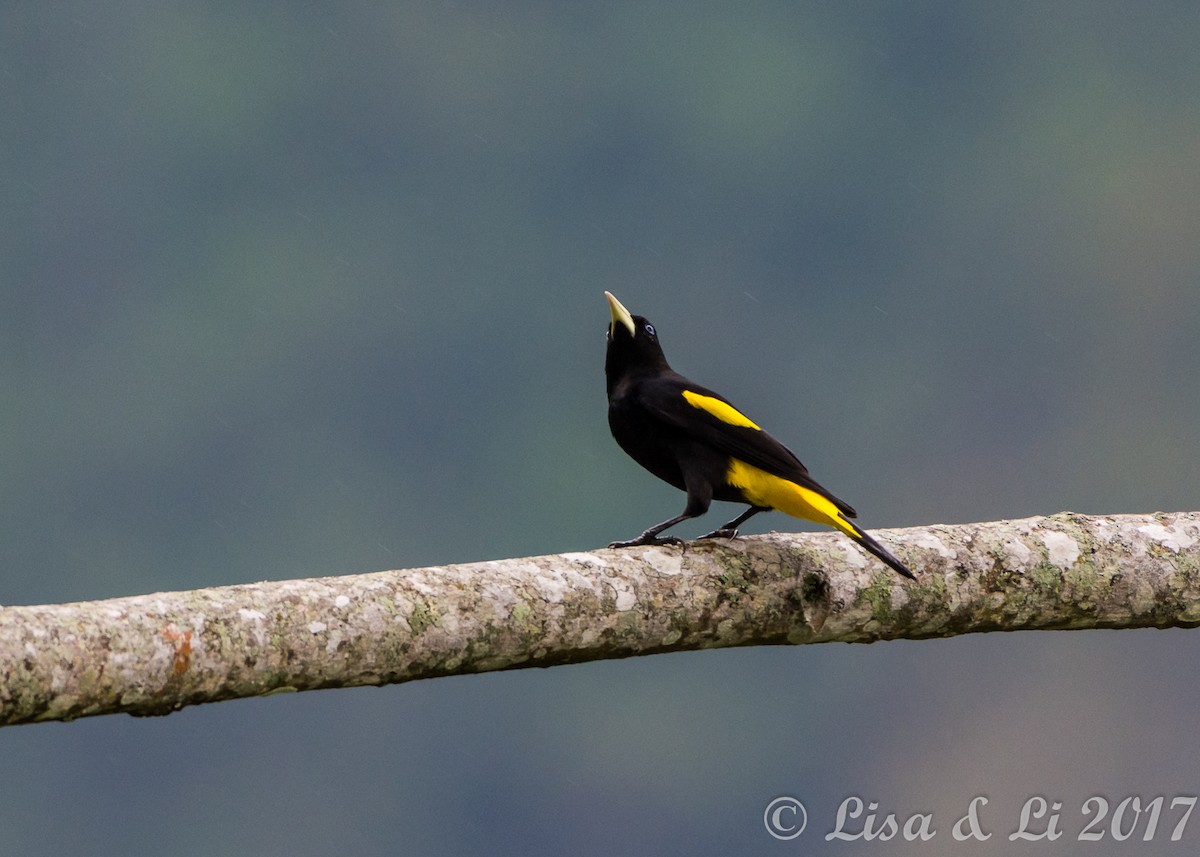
[
  {"left": 608, "top": 534, "right": 684, "bottom": 548},
  {"left": 697, "top": 527, "right": 739, "bottom": 540}
]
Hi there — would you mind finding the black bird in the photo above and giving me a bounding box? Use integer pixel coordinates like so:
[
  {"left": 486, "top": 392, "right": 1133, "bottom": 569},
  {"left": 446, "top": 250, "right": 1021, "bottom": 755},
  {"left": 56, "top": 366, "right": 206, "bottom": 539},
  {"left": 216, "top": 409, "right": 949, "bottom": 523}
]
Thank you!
[{"left": 603, "top": 291, "right": 915, "bottom": 580}]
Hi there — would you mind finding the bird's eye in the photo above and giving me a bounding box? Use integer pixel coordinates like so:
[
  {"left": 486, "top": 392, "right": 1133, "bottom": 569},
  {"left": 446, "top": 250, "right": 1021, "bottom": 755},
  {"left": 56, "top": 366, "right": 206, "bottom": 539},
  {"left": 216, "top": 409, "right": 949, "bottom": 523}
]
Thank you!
[{"left": 644, "top": 323, "right": 656, "bottom": 336}]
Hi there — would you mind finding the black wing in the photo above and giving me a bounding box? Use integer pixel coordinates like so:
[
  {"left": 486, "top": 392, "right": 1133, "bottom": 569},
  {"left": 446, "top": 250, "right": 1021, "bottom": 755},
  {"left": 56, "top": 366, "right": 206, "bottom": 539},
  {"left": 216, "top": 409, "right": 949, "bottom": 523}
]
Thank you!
[{"left": 639, "top": 373, "right": 858, "bottom": 518}]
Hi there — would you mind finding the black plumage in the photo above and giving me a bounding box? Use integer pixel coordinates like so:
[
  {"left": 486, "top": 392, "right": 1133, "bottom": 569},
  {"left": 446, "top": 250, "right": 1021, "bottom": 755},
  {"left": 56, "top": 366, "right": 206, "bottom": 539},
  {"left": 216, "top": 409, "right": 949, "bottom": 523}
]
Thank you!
[{"left": 603, "top": 291, "right": 914, "bottom": 580}]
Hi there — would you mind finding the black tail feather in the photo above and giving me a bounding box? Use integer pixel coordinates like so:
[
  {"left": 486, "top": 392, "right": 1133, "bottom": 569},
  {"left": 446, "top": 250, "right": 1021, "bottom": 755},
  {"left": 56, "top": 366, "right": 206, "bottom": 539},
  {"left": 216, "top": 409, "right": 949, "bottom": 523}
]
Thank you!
[{"left": 852, "top": 529, "right": 916, "bottom": 581}]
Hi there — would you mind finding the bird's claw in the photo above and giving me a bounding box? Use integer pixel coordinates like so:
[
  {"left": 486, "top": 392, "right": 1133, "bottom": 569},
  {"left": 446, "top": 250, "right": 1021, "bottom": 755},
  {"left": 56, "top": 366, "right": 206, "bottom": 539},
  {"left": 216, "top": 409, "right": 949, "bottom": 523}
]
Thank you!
[
  {"left": 608, "top": 534, "right": 684, "bottom": 548},
  {"left": 698, "top": 527, "right": 739, "bottom": 541}
]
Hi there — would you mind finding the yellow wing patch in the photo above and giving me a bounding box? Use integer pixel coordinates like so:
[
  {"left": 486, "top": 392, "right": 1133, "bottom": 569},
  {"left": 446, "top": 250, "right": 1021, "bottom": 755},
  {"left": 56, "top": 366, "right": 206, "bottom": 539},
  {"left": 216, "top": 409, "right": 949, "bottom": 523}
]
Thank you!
[
  {"left": 726, "top": 459, "right": 860, "bottom": 539},
  {"left": 682, "top": 390, "right": 761, "bottom": 430}
]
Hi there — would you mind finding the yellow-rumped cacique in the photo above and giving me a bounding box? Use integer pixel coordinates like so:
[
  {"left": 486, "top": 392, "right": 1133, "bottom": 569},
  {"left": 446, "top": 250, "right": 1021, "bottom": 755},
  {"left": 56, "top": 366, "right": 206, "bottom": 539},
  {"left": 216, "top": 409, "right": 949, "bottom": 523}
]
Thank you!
[{"left": 603, "top": 291, "right": 915, "bottom": 580}]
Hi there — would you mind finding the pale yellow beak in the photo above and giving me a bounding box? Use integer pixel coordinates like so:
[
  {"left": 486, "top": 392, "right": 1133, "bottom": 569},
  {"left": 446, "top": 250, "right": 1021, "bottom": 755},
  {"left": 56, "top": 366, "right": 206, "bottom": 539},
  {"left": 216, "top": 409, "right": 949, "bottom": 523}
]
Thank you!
[{"left": 605, "top": 291, "right": 636, "bottom": 337}]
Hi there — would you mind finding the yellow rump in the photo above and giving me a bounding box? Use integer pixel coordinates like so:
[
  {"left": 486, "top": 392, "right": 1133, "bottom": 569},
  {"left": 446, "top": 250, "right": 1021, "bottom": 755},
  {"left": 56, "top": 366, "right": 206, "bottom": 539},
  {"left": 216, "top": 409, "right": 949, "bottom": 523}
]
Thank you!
[{"left": 725, "top": 458, "right": 860, "bottom": 538}]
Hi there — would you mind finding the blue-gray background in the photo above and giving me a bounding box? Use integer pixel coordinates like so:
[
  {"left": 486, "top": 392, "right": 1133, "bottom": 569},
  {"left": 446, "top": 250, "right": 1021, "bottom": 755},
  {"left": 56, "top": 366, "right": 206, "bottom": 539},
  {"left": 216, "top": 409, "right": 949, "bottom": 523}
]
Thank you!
[{"left": 4, "top": 4, "right": 1200, "bottom": 855}]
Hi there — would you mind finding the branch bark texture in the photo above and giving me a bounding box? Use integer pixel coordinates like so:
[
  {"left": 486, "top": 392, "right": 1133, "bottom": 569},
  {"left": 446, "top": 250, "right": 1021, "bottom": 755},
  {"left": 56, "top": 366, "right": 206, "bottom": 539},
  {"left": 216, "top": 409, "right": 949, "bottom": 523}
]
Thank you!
[{"left": 2, "top": 511, "right": 1198, "bottom": 727}]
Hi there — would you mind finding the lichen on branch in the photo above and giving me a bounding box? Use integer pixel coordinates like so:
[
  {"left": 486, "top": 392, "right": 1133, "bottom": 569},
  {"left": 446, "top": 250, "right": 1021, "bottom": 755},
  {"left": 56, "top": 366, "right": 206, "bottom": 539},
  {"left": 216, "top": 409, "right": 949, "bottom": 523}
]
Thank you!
[{"left": 1, "top": 512, "right": 1198, "bottom": 727}]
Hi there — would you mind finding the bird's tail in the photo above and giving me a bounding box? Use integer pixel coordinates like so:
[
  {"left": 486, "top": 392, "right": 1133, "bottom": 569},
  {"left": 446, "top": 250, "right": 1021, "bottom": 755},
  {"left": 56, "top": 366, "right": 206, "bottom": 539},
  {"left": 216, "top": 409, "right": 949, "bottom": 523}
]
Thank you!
[
  {"left": 726, "top": 462, "right": 915, "bottom": 580},
  {"left": 843, "top": 520, "right": 915, "bottom": 580}
]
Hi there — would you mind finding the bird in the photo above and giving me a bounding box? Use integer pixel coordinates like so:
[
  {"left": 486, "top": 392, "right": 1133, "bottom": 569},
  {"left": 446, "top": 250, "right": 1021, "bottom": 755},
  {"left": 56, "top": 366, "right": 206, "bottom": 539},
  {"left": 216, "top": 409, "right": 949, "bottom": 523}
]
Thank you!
[{"left": 603, "top": 291, "right": 915, "bottom": 580}]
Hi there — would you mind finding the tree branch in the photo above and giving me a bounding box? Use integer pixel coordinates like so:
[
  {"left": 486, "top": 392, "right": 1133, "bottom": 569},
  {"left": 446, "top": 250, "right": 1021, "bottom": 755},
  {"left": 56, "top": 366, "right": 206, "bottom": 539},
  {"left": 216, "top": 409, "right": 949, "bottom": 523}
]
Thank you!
[{"left": 2, "top": 511, "right": 1198, "bottom": 727}]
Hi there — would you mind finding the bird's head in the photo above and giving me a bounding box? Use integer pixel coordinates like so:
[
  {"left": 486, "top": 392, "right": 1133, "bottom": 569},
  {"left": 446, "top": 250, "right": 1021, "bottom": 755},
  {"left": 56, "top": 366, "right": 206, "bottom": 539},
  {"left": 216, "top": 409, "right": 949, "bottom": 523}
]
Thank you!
[{"left": 604, "top": 291, "right": 671, "bottom": 390}]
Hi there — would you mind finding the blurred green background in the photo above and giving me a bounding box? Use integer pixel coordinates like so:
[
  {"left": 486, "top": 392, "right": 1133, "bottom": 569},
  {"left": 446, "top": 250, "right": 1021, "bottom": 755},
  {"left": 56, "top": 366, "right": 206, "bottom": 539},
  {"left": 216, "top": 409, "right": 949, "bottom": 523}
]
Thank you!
[{"left": 4, "top": 3, "right": 1200, "bottom": 855}]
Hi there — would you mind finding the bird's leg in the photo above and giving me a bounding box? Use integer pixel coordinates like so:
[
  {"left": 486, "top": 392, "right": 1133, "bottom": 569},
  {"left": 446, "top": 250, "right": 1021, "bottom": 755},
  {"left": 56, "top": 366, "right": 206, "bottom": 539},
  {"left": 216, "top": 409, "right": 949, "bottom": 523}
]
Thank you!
[
  {"left": 698, "top": 505, "right": 767, "bottom": 540},
  {"left": 609, "top": 486, "right": 714, "bottom": 549},
  {"left": 608, "top": 512, "right": 693, "bottom": 548}
]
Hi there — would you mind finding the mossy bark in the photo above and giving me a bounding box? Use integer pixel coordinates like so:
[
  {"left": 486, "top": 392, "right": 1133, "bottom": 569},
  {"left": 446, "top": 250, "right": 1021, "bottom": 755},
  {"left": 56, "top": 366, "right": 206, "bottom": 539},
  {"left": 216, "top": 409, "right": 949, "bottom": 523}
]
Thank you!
[{"left": 1, "top": 511, "right": 1198, "bottom": 727}]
